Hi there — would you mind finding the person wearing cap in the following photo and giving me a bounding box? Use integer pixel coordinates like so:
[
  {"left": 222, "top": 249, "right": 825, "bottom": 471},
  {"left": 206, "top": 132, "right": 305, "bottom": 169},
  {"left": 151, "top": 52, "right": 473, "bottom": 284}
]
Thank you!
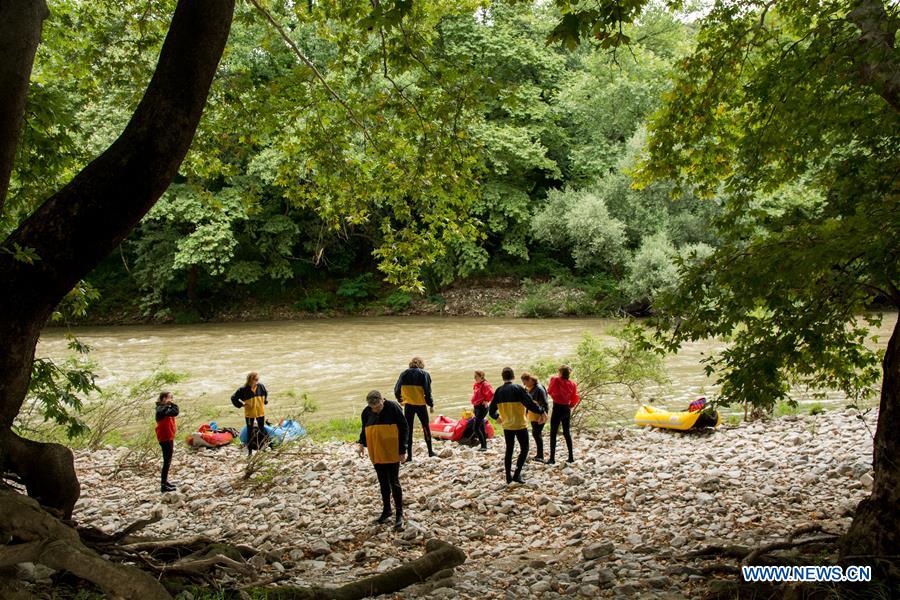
[
  {"left": 394, "top": 357, "right": 435, "bottom": 460},
  {"left": 357, "top": 390, "right": 408, "bottom": 529}
]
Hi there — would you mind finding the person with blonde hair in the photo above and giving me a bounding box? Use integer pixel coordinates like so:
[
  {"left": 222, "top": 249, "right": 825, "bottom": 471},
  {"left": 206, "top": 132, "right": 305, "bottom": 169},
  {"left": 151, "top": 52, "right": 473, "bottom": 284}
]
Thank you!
[
  {"left": 394, "top": 357, "right": 435, "bottom": 460},
  {"left": 231, "top": 371, "right": 268, "bottom": 456}
]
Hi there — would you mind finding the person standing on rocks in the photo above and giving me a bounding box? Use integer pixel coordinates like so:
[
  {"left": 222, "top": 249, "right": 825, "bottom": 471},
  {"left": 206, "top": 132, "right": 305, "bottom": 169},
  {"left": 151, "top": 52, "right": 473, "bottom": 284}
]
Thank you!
[
  {"left": 489, "top": 367, "right": 546, "bottom": 484},
  {"left": 521, "top": 373, "right": 549, "bottom": 462},
  {"left": 394, "top": 357, "right": 435, "bottom": 460},
  {"left": 470, "top": 370, "right": 495, "bottom": 452},
  {"left": 357, "top": 390, "right": 408, "bottom": 529},
  {"left": 231, "top": 371, "right": 268, "bottom": 457},
  {"left": 155, "top": 391, "right": 179, "bottom": 493},
  {"left": 547, "top": 365, "right": 579, "bottom": 464}
]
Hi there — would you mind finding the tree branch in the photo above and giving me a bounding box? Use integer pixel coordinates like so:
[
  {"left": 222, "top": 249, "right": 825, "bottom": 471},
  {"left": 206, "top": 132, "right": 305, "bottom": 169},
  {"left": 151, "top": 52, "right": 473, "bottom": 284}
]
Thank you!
[{"left": 0, "top": 0, "right": 49, "bottom": 213}]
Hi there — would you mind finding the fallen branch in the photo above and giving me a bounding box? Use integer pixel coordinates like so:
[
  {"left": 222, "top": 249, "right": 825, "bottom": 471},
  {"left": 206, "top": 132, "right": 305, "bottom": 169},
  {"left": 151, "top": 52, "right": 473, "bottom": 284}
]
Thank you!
[
  {"left": 242, "top": 539, "right": 466, "bottom": 600},
  {"left": 79, "top": 513, "right": 162, "bottom": 545},
  {"left": 742, "top": 535, "right": 839, "bottom": 566}
]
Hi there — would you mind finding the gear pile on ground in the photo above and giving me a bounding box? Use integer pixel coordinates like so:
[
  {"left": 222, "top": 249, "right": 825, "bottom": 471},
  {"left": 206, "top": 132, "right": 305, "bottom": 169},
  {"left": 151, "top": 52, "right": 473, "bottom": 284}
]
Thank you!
[{"left": 22, "top": 409, "right": 876, "bottom": 599}]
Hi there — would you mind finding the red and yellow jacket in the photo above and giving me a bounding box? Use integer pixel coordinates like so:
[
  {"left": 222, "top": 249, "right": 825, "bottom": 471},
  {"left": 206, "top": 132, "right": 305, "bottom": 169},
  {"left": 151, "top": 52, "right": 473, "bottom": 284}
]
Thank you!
[{"left": 358, "top": 400, "right": 408, "bottom": 464}]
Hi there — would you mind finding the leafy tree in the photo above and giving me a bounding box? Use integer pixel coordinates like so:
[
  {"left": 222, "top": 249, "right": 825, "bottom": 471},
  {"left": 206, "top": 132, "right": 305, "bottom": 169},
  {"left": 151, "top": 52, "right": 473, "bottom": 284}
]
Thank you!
[{"left": 630, "top": 0, "right": 900, "bottom": 562}]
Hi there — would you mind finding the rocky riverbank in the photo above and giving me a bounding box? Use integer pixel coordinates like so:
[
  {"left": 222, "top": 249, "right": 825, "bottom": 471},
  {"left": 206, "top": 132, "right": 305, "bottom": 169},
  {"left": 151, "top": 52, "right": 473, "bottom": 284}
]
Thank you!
[{"left": 66, "top": 409, "right": 874, "bottom": 599}]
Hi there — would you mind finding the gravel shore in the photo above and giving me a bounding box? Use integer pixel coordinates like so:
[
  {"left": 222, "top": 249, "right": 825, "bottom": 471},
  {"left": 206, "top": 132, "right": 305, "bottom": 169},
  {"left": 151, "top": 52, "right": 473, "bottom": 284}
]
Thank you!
[{"left": 69, "top": 409, "right": 876, "bottom": 599}]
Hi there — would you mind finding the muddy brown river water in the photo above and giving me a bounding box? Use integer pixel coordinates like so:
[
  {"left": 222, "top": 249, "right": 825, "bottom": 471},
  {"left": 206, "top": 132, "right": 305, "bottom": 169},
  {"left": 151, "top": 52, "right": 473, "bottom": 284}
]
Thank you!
[{"left": 36, "top": 314, "right": 896, "bottom": 429}]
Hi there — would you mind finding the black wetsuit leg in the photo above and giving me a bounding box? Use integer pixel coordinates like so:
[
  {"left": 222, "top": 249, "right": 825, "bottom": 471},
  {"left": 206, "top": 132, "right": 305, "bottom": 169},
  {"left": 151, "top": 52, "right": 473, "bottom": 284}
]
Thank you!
[
  {"left": 531, "top": 421, "right": 545, "bottom": 459},
  {"left": 513, "top": 429, "right": 529, "bottom": 481},
  {"left": 473, "top": 404, "right": 488, "bottom": 449},
  {"left": 404, "top": 404, "right": 432, "bottom": 458},
  {"left": 549, "top": 406, "right": 560, "bottom": 462},
  {"left": 503, "top": 429, "right": 515, "bottom": 483},
  {"left": 559, "top": 405, "right": 574, "bottom": 461},
  {"left": 374, "top": 463, "right": 393, "bottom": 516},
  {"left": 160, "top": 440, "right": 173, "bottom": 485},
  {"left": 245, "top": 417, "right": 255, "bottom": 456}
]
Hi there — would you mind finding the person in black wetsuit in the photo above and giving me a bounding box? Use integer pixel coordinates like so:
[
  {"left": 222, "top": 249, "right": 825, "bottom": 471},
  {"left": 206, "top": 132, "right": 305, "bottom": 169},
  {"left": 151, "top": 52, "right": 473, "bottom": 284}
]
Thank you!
[
  {"left": 394, "top": 357, "right": 434, "bottom": 460},
  {"left": 357, "top": 390, "right": 408, "bottom": 529},
  {"left": 521, "top": 373, "right": 549, "bottom": 462},
  {"left": 489, "top": 367, "right": 546, "bottom": 484}
]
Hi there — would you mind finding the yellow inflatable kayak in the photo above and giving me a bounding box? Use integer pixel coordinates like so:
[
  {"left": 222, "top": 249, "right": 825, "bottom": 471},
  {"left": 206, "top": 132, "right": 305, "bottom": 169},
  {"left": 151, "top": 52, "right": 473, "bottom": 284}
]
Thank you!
[{"left": 634, "top": 405, "right": 721, "bottom": 430}]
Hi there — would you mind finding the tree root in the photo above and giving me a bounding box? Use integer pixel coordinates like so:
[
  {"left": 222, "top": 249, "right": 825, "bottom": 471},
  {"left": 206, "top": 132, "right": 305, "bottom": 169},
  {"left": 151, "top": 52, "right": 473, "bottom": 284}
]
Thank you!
[
  {"left": 238, "top": 539, "right": 467, "bottom": 600},
  {"left": 3, "top": 482, "right": 468, "bottom": 600},
  {"left": 0, "top": 485, "right": 170, "bottom": 599}
]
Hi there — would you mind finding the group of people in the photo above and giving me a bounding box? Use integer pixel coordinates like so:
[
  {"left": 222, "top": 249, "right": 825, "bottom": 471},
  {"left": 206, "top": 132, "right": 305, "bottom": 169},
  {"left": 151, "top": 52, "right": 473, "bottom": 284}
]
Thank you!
[
  {"left": 357, "top": 358, "right": 579, "bottom": 528},
  {"left": 154, "top": 358, "right": 580, "bottom": 529}
]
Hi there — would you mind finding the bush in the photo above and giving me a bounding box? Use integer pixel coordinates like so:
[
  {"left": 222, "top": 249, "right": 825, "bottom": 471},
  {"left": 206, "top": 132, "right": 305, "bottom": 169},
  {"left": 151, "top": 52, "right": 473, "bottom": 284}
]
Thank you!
[
  {"left": 294, "top": 288, "right": 334, "bottom": 312},
  {"left": 384, "top": 290, "right": 414, "bottom": 312},
  {"left": 516, "top": 283, "right": 562, "bottom": 318},
  {"left": 530, "top": 323, "right": 668, "bottom": 427},
  {"left": 622, "top": 231, "right": 679, "bottom": 305},
  {"left": 336, "top": 273, "right": 379, "bottom": 309}
]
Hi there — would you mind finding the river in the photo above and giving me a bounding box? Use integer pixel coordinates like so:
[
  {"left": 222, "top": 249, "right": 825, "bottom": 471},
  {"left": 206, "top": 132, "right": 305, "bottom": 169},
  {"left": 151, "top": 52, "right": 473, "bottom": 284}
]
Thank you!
[{"left": 35, "top": 314, "right": 896, "bottom": 429}]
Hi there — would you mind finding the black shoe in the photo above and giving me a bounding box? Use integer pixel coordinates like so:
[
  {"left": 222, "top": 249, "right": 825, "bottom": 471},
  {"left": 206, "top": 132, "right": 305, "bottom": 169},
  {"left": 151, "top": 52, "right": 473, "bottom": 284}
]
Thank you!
[
  {"left": 161, "top": 483, "right": 176, "bottom": 493},
  {"left": 566, "top": 458, "right": 575, "bottom": 464},
  {"left": 375, "top": 512, "right": 393, "bottom": 524},
  {"left": 394, "top": 515, "right": 405, "bottom": 530},
  {"left": 533, "top": 456, "right": 545, "bottom": 462},
  {"left": 477, "top": 446, "right": 488, "bottom": 453},
  {"left": 512, "top": 475, "right": 526, "bottom": 484},
  {"left": 547, "top": 459, "right": 556, "bottom": 465},
  {"left": 428, "top": 451, "right": 436, "bottom": 457}
]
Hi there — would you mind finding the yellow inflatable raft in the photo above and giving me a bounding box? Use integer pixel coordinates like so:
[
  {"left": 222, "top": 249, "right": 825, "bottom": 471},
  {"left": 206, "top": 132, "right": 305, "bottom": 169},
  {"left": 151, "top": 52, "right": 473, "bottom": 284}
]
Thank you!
[{"left": 634, "top": 405, "right": 721, "bottom": 431}]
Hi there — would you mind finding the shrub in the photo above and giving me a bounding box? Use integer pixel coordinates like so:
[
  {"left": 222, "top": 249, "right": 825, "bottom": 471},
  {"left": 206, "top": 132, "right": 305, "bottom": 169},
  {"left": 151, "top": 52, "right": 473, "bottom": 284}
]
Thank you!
[
  {"left": 530, "top": 323, "right": 668, "bottom": 427},
  {"left": 336, "top": 273, "right": 379, "bottom": 309},
  {"left": 295, "top": 288, "right": 334, "bottom": 312},
  {"left": 384, "top": 290, "right": 414, "bottom": 312}
]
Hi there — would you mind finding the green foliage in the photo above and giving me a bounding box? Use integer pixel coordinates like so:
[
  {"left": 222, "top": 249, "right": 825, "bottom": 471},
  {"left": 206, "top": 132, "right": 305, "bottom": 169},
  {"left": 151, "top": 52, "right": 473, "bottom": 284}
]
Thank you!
[
  {"left": 305, "top": 417, "right": 360, "bottom": 442},
  {"left": 531, "top": 323, "right": 669, "bottom": 426},
  {"left": 532, "top": 187, "right": 629, "bottom": 272},
  {"left": 384, "top": 290, "right": 414, "bottom": 312},
  {"left": 641, "top": 0, "right": 898, "bottom": 413},
  {"left": 19, "top": 336, "right": 99, "bottom": 439},
  {"left": 336, "top": 273, "right": 379, "bottom": 309},
  {"left": 294, "top": 288, "right": 335, "bottom": 313}
]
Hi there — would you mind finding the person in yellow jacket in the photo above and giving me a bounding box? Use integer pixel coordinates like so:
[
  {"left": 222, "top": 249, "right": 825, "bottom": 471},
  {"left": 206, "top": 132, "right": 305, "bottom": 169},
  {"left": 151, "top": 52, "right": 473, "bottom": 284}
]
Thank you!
[
  {"left": 394, "top": 357, "right": 435, "bottom": 460},
  {"left": 231, "top": 371, "right": 268, "bottom": 456},
  {"left": 357, "top": 390, "right": 408, "bottom": 529},
  {"left": 489, "top": 367, "right": 546, "bottom": 484}
]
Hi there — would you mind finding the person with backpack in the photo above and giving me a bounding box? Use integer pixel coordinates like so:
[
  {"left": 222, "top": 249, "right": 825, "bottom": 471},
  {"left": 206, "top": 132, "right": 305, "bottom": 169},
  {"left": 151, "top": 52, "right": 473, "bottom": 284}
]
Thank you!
[
  {"left": 394, "top": 357, "right": 435, "bottom": 460},
  {"left": 489, "top": 367, "right": 546, "bottom": 484},
  {"left": 231, "top": 371, "right": 268, "bottom": 456},
  {"left": 470, "top": 370, "right": 494, "bottom": 452},
  {"left": 547, "top": 365, "right": 579, "bottom": 464},
  {"left": 521, "top": 373, "right": 549, "bottom": 462},
  {"left": 155, "top": 391, "right": 179, "bottom": 493},
  {"left": 357, "top": 390, "right": 408, "bottom": 530}
]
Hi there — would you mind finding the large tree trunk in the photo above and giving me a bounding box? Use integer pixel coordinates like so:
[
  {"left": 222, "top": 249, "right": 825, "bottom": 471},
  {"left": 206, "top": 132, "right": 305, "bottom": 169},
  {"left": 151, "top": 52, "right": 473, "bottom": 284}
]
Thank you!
[
  {"left": 848, "top": 0, "right": 900, "bottom": 113},
  {"left": 0, "top": 0, "right": 234, "bottom": 516},
  {"left": 0, "top": 0, "right": 48, "bottom": 211},
  {"left": 841, "top": 313, "right": 900, "bottom": 566}
]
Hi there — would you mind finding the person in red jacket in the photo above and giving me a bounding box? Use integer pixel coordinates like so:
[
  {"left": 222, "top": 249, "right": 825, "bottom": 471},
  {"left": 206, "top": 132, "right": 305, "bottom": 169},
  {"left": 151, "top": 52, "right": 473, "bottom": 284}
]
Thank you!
[
  {"left": 470, "top": 370, "right": 495, "bottom": 452},
  {"left": 155, "top": 391, "right": 179, "bottom": 493},
  {"left": 547, "top": 365, "right": 579, "bottom": 464}
]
